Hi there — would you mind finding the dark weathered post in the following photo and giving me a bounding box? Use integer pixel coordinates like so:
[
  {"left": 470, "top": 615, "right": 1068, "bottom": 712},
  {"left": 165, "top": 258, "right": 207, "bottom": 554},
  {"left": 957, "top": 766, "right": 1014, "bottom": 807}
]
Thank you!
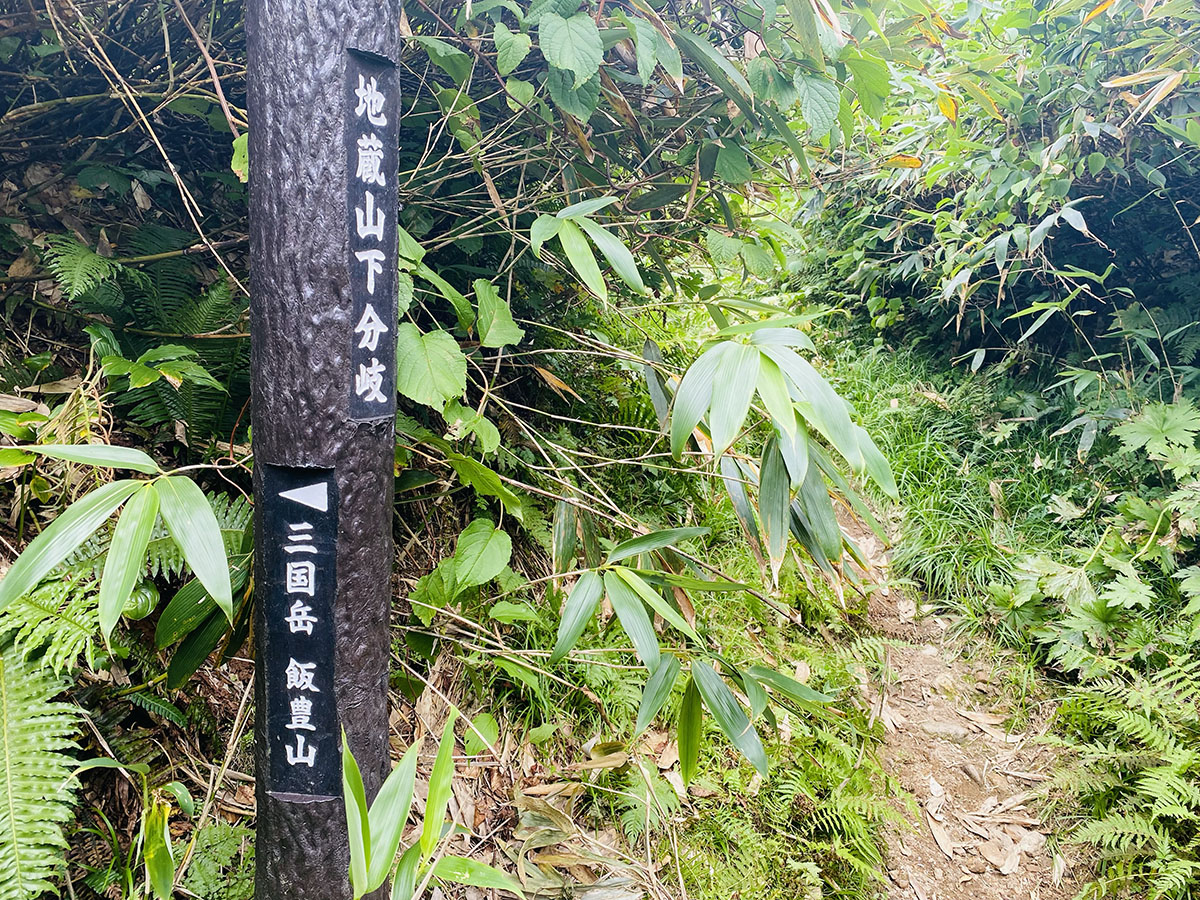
[{"left": 247, "top": 1, "right": 400, "bottom": 896}]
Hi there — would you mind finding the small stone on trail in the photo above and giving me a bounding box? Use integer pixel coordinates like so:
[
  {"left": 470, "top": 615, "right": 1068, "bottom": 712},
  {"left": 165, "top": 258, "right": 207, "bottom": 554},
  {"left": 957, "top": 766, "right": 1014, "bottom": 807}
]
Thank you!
[
  {"left": 966, "top": 855, "right": 989, "bottom": 874},
  {"left": 921, "top": 720, "right": 972, "bottom": 740}
]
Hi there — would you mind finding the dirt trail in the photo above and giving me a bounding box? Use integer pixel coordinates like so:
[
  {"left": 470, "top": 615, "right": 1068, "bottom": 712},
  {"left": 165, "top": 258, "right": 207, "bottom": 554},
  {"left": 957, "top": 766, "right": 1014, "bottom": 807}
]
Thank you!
[{"left": 850, "top": 529, "right": 1073, "bottom": 900}]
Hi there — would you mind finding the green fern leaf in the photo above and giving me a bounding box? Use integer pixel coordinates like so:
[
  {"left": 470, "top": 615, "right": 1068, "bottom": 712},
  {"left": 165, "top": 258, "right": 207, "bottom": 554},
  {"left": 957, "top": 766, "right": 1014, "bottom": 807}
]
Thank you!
[
  {"left": 0, "top": 642, "right": 79, "bottom": 900},
  {"left": 42, "top": 235, "right": 124, "bottom": 302}
]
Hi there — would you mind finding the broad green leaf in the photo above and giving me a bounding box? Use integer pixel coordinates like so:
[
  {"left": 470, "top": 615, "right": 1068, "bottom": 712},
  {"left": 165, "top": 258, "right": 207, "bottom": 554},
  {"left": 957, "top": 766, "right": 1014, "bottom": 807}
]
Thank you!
[
  {"left": 715, "top": 143, "right": 753, "bottom": 184},
  {"left": 576, "top": 218, "right": 645, "bottom": 294},
  {"left": 494, "top": 20, "right": 532, "bottom": 76},
  {"left": 550, "top": 570, "right": 603, "bottom": 662},
  {"left": 0, "top": 478, "right": 140, "bottom": 614},
  {"left": 783, "top": 0, "right": 823, "bottom": 66},
  {"left": 741, "top": 243, "right": 776, "bottom": 278},
  {"left": 606, "top": 526, "right": 709, "bottom": 564},
  {"left": 777, "top": 415, "right": 809, "bottom": 488},
  {"left": 453, "top": 519, "right": 512, "bottom": 590},
  {"left": 552, "top": 499, "right": 577, "bottom": 574},
  {"left": 446, "top": 453, "right": 524, "bottom": 519},
  {"left": 539, "top": 13, "right": 604, "bottom": 84},
  {"left": 396, "top": 224, "right": 427, "bottom": 266},
  {"left": 793, "top": 464, "right": 841, "bottom": 563},
  {"left": 546, "top": 67, "right": 600, "bottom": 119},
  {"left": 763, "top": 346, "right": 864, "bottom": 473},
  {"left": 432, "top": 856, "right": 526, "bottom": 897},
  {"left": 678, "top": 676, "right": 702, "bottom": 784},
  {"left": 626, "top": 17, "right": 659, "bottom": 86},
  {"left": 412, "top": 35, "right": 473, "bottom": 84},
  {"left": 474, "top": 279, "right": 525, "bottom": 348},
  {"left": 705, "top": 228, "right": 743, "bottom": 266},
  {"left": 155, "top": 476, "right": 234, "bottom": 622},
  {"left": 613, "top": 567, "right": 700, "bottom": 642},
  {"left": 230, "top": 132, "right": 249, "bottom": 182},
  {"left": 844, "top": 51, "right": 890, "bottom": 120},
  {"left": 99, "top": 483, "right": 159, "bottom": 640},
  {"left": 749, "top": 327, "right": 816, "bottom": 350},
  {"left": 143, "top": 801, "right": 175, "bottom": 900},
  {"left": 392, "top": 844, "right": 420, "bottom": 900},
  {"left": 530, "top": 214, "right": 563, "bottom": 256},
  {"left": 395, "top": 323, "right": 467, "bottom": 408},
  {"left": 691, "top": 659, "right": 768, "bottom": 776},
  {"left": 464, "top": 712, "right": 499, "bottom": 756},
  {"left": 756, "top": 354, "right": 796, "bottom": 439},
  {"left": 421, "top": 711, "right": 459, "bottom": 859},
  {"left": 720, "top": 456, "right": 764, "bottom": 560},
  {"left": 669, "top": 337, "right": 731, "bottom": 460},
  {"left": 342, "top": 732, "right": 370, "bottom": 897},
  {"left": 710, "top": 343, "right": 760, "bottom": 457},
  {"left": 636, "top": 655, "right": 681, "bottom": 735},
  {"left": 558, "top": 196, "right": 619, "bottom": 218},
  {"left": 748, "top": 56, "right": 798, "bottom": 107},
  {"left": 603, "top": 569, "right": 660, "bottom": 671},
  {"left": 367, "top": 742, "right": 420, "bottom": 890},
  {"left": 22, "top": 443, "right": 160, "bottom": 474},
  {"left": 671, "top": 27, "right": 754, "bottom": 118},
  {"left": 557, "top": 218, "right": 607, "bottom": 300},
  {"left": 759, "top": 438, "right": 791, "bottom": 586},
  {"left": 654, "top": 29, "right": 683, "bottom": 81},
  {"left": 745, "top": 664, "right": 833, "bottom": 706},
  {"left": 414, "top": 263, "right": 475, "bottom": 330},
  {"left": 853, "top": 423, "right": 897, "bottom": 498},
  {"left": 794, "top": 74, "right": 839, "bottom": 138}
]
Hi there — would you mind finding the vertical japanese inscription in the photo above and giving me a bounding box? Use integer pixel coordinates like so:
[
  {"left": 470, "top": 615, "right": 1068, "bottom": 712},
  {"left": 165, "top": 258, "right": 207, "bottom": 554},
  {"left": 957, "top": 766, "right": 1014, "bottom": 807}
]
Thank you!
[
  {"left": 263, "top": 465, "right": 339, "bottom": 795},
  {"left": 347, "top": 53, "right": 399, "bottom": 420}
]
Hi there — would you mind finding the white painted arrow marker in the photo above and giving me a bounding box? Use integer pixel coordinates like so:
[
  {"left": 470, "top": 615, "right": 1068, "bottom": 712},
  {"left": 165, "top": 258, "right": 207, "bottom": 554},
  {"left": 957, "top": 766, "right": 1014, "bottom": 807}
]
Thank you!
[{"left": 278, "top": 481, "right": 329, "bottom": 512}]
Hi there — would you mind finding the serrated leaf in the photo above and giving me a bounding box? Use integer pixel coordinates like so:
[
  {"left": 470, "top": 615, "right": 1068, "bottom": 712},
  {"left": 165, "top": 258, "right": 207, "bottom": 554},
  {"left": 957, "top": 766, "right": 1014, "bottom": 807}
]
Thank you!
[
  {"left": 715, "top": 142, "right": 753, "bottom": 184},
  {"left": 453, "top": 519, "right": 512, "bottom": 590},
  {"left": 395, "top": 323, "right": 467, "bottom": 408},
  {"left": 546, "top": 67, "right": 600, "bottom": 120},
  {"left": 705, "top": 228, "right": 743, "bottom": 266},
  {"left": 494, "top": 20, "right": 532, "bottom": 76},
  {"left": 795, "top": 74, "right": 839, "bottom": 138},
  {"left": 474, "top": 279, "right": 525, "bottom": 348},
  {"left": 539, "top": 13, "right": 604, "bottom": 84}
]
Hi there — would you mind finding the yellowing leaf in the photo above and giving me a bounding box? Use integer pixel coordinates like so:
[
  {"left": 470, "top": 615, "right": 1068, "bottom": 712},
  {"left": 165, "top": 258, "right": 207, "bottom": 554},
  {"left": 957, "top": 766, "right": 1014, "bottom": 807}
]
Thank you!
[
  {"left": 1135, "top": 70, "right": 1184, "bottom": 122},
  {"left": 884, "top": 154, "right": 923, "bottom": 168},
  {"left": 1102, "top": 68, "right": 1173, "bottom": 88},
  {"left": 1083, "top": 0, "right": 1115, "bottom": 24},
  {"left": 936, "top": 91, "right": 958, "bottom": 123}
]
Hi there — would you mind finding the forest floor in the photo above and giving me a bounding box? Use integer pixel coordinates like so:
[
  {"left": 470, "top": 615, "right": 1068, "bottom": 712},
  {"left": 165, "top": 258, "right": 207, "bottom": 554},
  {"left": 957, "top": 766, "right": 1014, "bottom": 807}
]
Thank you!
[{"left": 850, "top": 527, "right": 1073, "bottom": 900}]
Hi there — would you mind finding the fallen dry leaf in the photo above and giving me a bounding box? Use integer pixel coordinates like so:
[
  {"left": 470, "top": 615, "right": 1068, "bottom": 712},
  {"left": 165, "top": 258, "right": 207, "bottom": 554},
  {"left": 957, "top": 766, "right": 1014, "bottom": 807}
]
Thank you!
[{"left": 926, "top": 810, "right": 955, "bottom": 859}]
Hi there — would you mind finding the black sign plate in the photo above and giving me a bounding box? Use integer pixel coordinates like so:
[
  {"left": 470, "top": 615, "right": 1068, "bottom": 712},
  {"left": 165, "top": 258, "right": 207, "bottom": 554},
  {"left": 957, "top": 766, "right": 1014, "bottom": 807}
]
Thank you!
[
  {"left": 346, "top": 51, "right": 400, "bottom": 420},
  {"left": 262, "top": 464, "right": 339, "bottom": 795}
]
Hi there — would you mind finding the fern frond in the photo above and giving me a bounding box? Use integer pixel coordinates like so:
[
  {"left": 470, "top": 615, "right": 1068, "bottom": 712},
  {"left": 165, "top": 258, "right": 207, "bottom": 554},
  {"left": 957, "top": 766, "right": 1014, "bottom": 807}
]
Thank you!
[
  {"left": 0, "top": 642, "right": 79, "bottom": 900},
  {"left": 128, "top": 692, "right": 185, "bottom": 727},
  {"left": 42, "top": 235, "right": 124, "bottom": 302},
  {"left": 0, "top": 579, "right": 98, "bottom": 675}
]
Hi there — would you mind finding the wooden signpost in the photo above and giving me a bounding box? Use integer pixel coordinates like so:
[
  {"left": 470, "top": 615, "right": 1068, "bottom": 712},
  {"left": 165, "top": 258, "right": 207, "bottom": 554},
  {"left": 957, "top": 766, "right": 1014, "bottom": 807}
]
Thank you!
[{"left": 246, "top": 1, "right": 400, "bottom": 896}]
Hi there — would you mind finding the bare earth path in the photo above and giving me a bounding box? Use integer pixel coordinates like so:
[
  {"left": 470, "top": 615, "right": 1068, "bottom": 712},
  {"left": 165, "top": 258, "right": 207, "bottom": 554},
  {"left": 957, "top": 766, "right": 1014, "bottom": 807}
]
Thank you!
[{"left": 852, "top": 530, "right": 1074, "bottom": 900}]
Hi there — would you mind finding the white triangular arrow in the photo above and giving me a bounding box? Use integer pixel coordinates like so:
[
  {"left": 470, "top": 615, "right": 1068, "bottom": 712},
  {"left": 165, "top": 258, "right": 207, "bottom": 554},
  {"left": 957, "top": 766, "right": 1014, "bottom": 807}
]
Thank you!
[{"left": 278, "top": 482, "right": 328, "bottom": 512}]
